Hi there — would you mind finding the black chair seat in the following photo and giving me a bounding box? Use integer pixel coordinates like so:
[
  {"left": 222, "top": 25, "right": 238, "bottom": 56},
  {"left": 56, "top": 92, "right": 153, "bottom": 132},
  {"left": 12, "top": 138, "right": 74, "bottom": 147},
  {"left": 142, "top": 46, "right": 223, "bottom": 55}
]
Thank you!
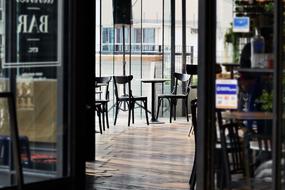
[
  {"left": 132, "top": 96, "right": 147, "bottom": 101},
  {"left": 158, "top": 94, "right": 187, "bottom": 99},
  {"left": 117, "top": 95, "right": 147, "bottom": 101}
]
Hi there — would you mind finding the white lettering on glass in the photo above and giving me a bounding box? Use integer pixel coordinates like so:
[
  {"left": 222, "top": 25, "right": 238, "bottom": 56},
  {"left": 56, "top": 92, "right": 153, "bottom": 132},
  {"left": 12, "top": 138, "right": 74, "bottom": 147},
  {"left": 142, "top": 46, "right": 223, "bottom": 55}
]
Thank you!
[{"left": 17, "top": 15, "right": 49, "bottom": 33}]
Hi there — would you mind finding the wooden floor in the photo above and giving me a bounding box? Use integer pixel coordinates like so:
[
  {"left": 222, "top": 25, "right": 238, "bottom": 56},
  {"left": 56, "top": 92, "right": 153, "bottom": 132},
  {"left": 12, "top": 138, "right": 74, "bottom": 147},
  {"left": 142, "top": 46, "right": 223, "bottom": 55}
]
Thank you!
[{"left": 86, "top": 117, "right": 195, "bottom": 190}]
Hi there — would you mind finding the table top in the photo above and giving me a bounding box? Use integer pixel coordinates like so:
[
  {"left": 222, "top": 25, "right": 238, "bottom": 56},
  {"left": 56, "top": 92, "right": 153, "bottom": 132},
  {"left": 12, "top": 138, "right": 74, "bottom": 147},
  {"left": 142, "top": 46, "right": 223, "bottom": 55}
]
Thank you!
[
  {"left": 95, "top": 83, "right": 107, "bottom": 87},
  {"left": 237, "top": 68, "right": 273, "bottom": 73},
  {"left": 140, "top": 78, "right": 170, "bottom": 83},
  {"left": 222, "top": 111, "right": 273, "bottom": 120},
  {"left": 218, "top": 63, "right": 240, "bottom": 67}
]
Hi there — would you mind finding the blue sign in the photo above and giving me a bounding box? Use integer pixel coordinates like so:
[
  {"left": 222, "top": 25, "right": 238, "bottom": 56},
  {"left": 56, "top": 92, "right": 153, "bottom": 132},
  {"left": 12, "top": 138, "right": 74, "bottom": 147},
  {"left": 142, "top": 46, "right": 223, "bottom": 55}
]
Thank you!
[
  {"left": 233, "top": 17, "right": 250, "bottom": 33},
  {"left": 216, "top": 79, "right": 238, "bottom": 109},
  {"left": 216, "top": 84, "right": 238, "bottom": 95}
]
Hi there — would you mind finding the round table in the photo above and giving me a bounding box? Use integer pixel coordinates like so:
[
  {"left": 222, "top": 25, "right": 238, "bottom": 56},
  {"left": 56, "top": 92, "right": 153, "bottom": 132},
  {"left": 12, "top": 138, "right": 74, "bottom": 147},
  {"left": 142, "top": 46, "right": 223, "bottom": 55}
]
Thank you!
[
  {"left": 222, "top": 111, "right": 273, "bottom": 120},
  {"left": 140, "top": 78, "right": 170, "bottom": 124}
]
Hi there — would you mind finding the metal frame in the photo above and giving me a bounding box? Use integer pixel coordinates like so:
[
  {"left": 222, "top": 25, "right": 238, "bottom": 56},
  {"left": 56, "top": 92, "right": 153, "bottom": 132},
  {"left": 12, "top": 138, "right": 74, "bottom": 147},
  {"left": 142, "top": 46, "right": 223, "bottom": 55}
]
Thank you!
[
  {"left": 196, "top": 0, "right": 216, "bottom": 189},
  {"left": 170, "top": 0, "right": 175, "bottom": 92},
  {"left": 273, "top": 0, "right": 283, "bottom": 189},
  {"left": 4, "top": 92, "right": 24, "bottom": 190}
]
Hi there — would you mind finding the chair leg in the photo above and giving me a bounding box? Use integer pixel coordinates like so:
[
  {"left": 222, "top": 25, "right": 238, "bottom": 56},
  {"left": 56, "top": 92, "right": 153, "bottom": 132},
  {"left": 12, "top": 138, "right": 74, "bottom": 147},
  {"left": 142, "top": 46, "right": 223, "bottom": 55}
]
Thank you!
[
  {"left": 96, "top": 109, "right": 102, "bottom": 134},
  {"left": 128, "top": 102, "right": 132, "bottom": 126},
  {"left": 189, "top": 156, "right": 196, "bottom": 189},
  {"left": 102, "top": 108, "right": 105, "bottom": 131},
  {"left": 105, "top": 103, "right": 110, "bottom": 129},
  {"left": 173, "top": 99, "right": 177, "bottom": 121},
  {"left": 114, "top": 102, "right": 119, "bottom": 125},
  {"left": 144, "top": 100, "right": 149, "bottom": 125},
  {"left": 169, "top": 99, "right": 172, "bottom": 123},
  {"left": 156, "top": 98, "right": 162, "bottom": 119},
  {"left": 186, "top": 99, "right": 189, "bottom": 122},
  {"left": 132, "top": 102, "right": 135, "bottom": 124}
]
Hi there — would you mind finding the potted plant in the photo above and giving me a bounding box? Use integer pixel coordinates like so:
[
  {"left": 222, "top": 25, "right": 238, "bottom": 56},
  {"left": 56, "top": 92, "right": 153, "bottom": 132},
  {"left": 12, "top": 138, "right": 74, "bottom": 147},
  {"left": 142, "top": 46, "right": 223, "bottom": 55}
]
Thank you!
[{"left": 224, "top": 23, "right": 240, "bottom": 63}]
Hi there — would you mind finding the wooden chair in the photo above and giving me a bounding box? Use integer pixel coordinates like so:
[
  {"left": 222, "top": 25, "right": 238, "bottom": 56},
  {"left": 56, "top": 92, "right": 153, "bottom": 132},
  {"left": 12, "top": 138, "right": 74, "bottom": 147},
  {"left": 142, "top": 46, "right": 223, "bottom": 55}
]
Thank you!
[
  {"left": 189, "top": 99, "right": 197, "bottom": 190},
  {"left": 156, "top": 73, "right": 191, "bottom": 123},
  {"left": 217, "top": 122, "right": 251, "bottom": 189},
  {"left": 113, "top": 75, "right": 149, "bottom": 126},
  {"left": 95, "top": 76, "right": 112, "bottom": 133}
]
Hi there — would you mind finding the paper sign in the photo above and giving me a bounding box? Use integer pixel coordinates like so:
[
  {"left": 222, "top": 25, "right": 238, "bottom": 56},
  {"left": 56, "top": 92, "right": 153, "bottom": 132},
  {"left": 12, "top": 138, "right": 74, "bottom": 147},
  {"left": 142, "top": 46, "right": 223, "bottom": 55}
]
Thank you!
[
  {"left": 216, "top": 79, "right": 238, "bottom": 109},
  {"left": 233, "top": 17, "right": 250, "bottom": 33}
]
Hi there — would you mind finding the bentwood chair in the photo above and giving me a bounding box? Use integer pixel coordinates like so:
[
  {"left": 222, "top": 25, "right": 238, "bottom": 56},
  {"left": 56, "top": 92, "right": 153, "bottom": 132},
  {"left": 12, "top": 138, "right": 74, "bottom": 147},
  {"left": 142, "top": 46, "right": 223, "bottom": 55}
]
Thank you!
[
  {"left": 95, "top": 76, "right": 112, "bottom": 133},
  {"left": 214, "top": 112, "right": 253, "bottom": 190},
  {"left": 156, "top": 72, "right": 191, "bottom": 123},
  {"left": 113, "top": 75, "right": 149, "bottom": 126}
]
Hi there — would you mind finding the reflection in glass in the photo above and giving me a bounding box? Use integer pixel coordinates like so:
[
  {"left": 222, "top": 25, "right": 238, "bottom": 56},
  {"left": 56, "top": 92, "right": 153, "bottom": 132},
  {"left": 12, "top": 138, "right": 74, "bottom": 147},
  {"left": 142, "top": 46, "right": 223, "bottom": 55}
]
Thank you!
[{"left": 215, "top": 0, "right": 274, "bottom": 189}]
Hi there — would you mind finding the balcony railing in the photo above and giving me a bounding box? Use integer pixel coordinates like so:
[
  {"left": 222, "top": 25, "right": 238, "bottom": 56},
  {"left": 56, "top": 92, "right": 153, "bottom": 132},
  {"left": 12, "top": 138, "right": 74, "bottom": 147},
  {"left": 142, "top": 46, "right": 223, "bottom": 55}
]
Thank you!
[{"left": 97, "top": 44, "right": 195, "bottom": 55}]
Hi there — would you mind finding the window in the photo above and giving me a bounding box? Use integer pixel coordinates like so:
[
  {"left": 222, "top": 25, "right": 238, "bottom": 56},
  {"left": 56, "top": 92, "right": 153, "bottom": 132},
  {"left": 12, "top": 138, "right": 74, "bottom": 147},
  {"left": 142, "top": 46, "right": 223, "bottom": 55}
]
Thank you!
[
  {"left": 135, "top": 29, "right": 142, "bottom": 43},
  {"left": 143, "top": 28, "right": 155, "bottom": 43}
]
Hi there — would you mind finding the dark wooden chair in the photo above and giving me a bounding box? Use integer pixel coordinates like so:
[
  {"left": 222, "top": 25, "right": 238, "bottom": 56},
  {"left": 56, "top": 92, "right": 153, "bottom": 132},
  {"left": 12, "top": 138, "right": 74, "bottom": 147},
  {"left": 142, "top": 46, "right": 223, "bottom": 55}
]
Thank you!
[
  {"left": 113, "top": 75, "right": 149, "bottom": 126},
  {"left": 189, "top": 99, "right": 197, "bottom": 190},
  {"left": 95, "top": 76, "right": 112, "bottom": 134},
  {"left": 249, "top": 133, "right": 272, "bottom": 175},
  {"left": 186, "top": 64, "right": 198, "bottom": 88},
  {"left": 156, "top": 72, "right": 191, "bottom": 123},
  {"left": 217, "top": 121, "right": 251, "bottom": 189}
]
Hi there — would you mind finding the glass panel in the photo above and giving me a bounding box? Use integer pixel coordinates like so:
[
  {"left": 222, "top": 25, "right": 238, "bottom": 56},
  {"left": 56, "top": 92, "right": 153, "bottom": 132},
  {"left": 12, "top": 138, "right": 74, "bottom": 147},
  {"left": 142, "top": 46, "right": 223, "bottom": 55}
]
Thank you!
[
  {"left": 0, "top": 98, "right": 14, "bottom": 188},
  {"left": 159, "top": 0, "right": 171, "bottom": 119},
  {"left": 131, "top": 0, "right": 142, "bottom": 118},
  {"left": 141, "top": 0, "right": 163, "bottom": 119},
  {"left": 175, "top": 0, "right": 182, "bottom": 73},
  {"left": 0, "top": 0, "right": 66, "bottom": 187},
  {"left": 96, "top": 0, "right": 101, "bottom": 77},
  {"left": 282, "top": 1, "right": 285, "bottom": 188},
  {"left": 215, "top": 0, "right": 274, "bottom": 189}
]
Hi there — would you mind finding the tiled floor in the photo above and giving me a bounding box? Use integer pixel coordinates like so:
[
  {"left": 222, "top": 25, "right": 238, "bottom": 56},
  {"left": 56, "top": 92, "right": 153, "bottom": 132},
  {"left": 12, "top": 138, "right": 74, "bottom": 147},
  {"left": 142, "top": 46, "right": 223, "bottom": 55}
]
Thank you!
[{"left": 86, "top": 117, "right": 194, "bottom": 190}]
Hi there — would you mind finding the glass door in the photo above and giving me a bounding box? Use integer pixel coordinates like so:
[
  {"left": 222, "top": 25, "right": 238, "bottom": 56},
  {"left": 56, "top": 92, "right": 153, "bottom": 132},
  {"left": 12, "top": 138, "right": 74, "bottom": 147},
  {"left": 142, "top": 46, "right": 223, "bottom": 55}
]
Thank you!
[
  {"left": 197, "top": 0, "right": 285, "bottom": 189},
  {"left": 214, "top": 0, "right": 274, "bottom": 189},
  {"left": 0, "top": 0, "right": 68, "bottom": 188}
]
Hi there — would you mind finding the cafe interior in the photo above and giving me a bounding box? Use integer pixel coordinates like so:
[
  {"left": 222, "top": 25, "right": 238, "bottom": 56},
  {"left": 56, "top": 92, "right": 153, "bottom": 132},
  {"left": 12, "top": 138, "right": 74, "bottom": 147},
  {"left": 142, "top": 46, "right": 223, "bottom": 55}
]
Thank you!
[
  {"left": 92, "top": 0, "right": 285, "bottom": 190},
  {"left": 2, "top": 0, "right": 285, "bottom": 190}
]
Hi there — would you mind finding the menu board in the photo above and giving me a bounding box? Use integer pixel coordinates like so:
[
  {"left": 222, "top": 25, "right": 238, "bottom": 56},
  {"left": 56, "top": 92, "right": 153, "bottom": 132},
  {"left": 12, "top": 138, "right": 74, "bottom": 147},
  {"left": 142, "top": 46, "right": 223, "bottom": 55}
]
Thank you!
[
  {"left": 216, "top": 79, "right": 238, "bottom": 110},
  {"left": 4, "top": 0, "right": 62, "bottom": 68}
]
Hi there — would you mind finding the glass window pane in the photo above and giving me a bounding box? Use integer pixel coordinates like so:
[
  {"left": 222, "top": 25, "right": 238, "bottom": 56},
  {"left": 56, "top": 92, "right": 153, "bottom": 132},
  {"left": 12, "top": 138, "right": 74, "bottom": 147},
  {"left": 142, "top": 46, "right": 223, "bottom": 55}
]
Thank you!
[
  {"left": 215, "top": 0, "right": 274, "bottom": 189},
  {"left": 0, "top": 0, "right": 66, "bottom": 187}
]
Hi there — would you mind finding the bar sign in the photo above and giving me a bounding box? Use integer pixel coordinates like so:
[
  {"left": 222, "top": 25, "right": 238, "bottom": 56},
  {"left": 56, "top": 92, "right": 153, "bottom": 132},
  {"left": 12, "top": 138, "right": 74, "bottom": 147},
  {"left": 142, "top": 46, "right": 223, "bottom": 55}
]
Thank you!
[{"left": 216, "top": 79, "right": 238, "bottom": 109}]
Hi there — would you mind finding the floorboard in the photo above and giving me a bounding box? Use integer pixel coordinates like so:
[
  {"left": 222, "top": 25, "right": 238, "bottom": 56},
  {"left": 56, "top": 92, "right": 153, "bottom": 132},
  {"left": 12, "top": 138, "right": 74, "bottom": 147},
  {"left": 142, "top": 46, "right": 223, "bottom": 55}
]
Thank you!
[{"left": 86, "top": 118, "right": 195, "bottom": 190}]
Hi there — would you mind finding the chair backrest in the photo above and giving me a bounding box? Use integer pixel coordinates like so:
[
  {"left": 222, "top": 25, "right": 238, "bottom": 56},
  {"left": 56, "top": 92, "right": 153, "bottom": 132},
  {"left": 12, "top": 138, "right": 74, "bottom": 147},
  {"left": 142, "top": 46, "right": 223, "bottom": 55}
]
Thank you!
[
  {"left": 173, "top": 73, "right": 191, "bottom": 95},
  {"left": 219, "top": 122, "right": 245, "bottom": 176},
  {"left": 251, "top": 133, "right": 272, "bottom": 152},
  {"left": 95, "top": 76, "right": 112, "bottom": 100},
  {"left": 113, "top": 75, "right": 133, "bottom": 99},
  {"left": 186, "top": 64, "right": 198, "bottom": 75}
]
